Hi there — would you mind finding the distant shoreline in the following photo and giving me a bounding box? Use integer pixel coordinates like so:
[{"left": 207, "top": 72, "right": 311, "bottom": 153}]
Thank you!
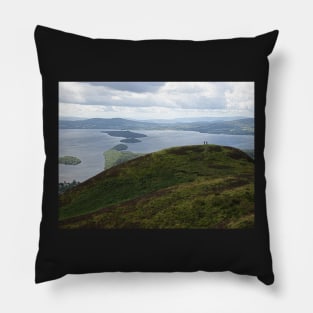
[{"left": 59, "top": 117, "right": 254, "bottom": 136}]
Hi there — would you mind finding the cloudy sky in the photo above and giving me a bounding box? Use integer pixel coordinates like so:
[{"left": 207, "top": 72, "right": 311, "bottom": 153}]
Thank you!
[{"left": 59, "top": 82, "right": 254, "bottom": 120}]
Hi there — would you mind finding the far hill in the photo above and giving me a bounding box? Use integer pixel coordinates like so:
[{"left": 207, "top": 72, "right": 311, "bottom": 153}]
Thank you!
[
  {"left": 59, "top": 145, "right": 254, "bottom": 229},
  {"left": 178, "top": 118, "right": 254, "bottom": 135},
  {"left": 59, "top": 118, "right": 156, "bottom": 130},
  {"left": 141, "top": 116, "right": 247, "bottom": 123},
  {"left": 59, "top": 117, "right": 254, "bottom": 135}
]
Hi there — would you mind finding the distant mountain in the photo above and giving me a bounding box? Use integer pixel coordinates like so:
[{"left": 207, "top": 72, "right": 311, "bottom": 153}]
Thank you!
[
  {"left": 179, "top": 118, "right": 254, "bottom": 135},
  {"left": 59, "top": 117, "right": 254, "bottom": 135},
  {"left": 59, "top": 145, "right": 254, "bottom": 229},
  {"left": 59, "top": 118, "right": 156, "bottom": 130},
  {"left": 59, "top": 116, "right": 87, "bottom": 121},
  {"left": 141, "top": 116, "right": 248, "bottom": 123}
]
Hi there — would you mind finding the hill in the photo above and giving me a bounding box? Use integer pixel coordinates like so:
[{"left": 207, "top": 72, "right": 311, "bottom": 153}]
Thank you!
[
  {"left": 59, "top": 118, "right": 156, "bottom": 129},
  {"left": 142, "top": 116, "right": 247, "bottom": 123},
  {"left": 59, "top": 145, "right": 254, "bottom": 229},
  {"left": 59, "top": 117, "right": 254, "bottom": 135},
  {"left": 179, "top": 118, "right": 254, "bottom": 135}
]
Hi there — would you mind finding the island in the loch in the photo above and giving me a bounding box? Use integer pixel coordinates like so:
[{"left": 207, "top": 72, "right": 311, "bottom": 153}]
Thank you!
[
  {"left": 101, "top": 130, "right": 147, "bottom": 143},
  {"left": 120, "top": 138, "right": 142, "bottom": 143},
  {"left": 59, "top": 156, "right": 82, "bottom": 165},
  {"left": 103, "top": 144, "right": 143, "bottom": 169}
]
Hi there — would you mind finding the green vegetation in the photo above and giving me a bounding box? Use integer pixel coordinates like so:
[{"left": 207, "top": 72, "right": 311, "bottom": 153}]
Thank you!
[
  {"left": 121, "top": 138, "right": 141, "bottom": 143},
  {"left": 243, "top": 149, "right": 254, "bottom": 159},
  {"left": 59, "top": 180, "right": 80, "bottom": 194},
  {"left": 104, "top": 145, "right": 143, "bottom": 169},
  {"left": 59, "top": 145, "right": 254, "bottom": 229},
  {"left": 111, "top": 144, "right": 128, "bottom": 151},
  {"left": 59, "top": 156, "right": 81, "bottom": 165}
]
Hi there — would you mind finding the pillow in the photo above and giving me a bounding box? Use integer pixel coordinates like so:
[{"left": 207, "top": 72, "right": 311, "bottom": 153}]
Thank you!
[{"left": 34, "top": 25, "right": 278, "bottom": 285}]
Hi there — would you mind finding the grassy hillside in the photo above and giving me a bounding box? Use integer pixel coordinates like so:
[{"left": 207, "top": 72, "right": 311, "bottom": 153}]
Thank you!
[
  {"left": 243, "top": 149, "right": 254, "bottom": 159},
  {"left": 59, "top": 145, "right": 254, "bottom": 229}
]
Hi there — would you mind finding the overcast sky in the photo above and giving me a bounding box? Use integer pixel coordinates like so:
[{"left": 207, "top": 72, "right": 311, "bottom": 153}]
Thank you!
[{"left": 59, "top": 82, "right": 254, "bottom": 120}]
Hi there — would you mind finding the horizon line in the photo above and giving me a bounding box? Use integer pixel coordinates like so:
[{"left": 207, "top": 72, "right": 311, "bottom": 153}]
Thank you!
[{"left": 59, "top": 116, "right": 254, "bottom": 121}]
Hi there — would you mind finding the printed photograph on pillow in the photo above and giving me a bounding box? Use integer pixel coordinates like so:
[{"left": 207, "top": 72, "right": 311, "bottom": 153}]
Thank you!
[{"left": 58, "top": 81, "right": 255, "bottom": 230}]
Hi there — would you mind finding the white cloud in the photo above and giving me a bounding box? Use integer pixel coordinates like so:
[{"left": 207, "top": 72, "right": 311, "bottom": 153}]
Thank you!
[
  {"left": 225, "top": 82, "right": 254, "bottom": 111},
  {"left": 59, "top": 82, "right": 254, "bottom": 119}
]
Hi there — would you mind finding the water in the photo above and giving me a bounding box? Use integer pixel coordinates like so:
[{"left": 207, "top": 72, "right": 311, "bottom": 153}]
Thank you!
[{"left": 59, "top": 129, "right": 254, "bottom": 183}]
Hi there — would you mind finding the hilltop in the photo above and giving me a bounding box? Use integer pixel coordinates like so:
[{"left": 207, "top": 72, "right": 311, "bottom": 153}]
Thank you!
[{"left": 59, "top": 145, "right": 254, "bottom": 229}]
